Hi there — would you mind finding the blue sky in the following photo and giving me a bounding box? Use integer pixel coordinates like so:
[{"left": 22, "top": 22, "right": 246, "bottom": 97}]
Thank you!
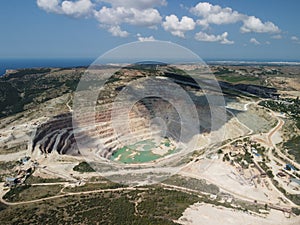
[{"left": 0, "top": 0, "right": 300, "bottom": 60}]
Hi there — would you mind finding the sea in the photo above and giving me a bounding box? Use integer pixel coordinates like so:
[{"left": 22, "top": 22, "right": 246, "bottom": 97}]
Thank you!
[
  {"left": 1, "top": 58, "right": 300, "bottom": 76},
  {"left": 0, "top": 58, "right": 95, "bottom": 76}
]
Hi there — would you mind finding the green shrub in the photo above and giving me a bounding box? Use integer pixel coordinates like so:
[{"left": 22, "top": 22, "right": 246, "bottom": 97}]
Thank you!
[{"left": 73, "top": 162, "right": 95, "bottom": 173}]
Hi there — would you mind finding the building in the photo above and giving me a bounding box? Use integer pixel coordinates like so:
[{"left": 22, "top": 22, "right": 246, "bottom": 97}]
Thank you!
[{"left": 4, "top": 177, "right": 18, "bottom": 187}]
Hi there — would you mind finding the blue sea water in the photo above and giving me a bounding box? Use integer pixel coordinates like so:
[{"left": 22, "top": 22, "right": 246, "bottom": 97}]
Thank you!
[{"left": 0, "top": 58, "right": 95, "bottom": 76}]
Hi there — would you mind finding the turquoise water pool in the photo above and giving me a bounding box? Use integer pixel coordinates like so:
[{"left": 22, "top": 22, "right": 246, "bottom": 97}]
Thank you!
[{"left": 110, "top": 138, "right": 176, "bottom": 164}]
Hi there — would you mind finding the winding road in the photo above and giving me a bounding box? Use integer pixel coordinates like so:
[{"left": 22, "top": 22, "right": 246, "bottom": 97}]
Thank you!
[{"left": 1, "top": 99, "right": 299, "bottom": 216}]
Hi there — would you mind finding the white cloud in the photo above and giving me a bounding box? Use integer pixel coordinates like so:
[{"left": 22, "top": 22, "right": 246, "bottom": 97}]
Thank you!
[
  {"left": 37, "top": 1, "right": 281, "bottom": 39},
  {"left": 250, "top": 38, "right": 260, "bottom": 45},
  {"left": 241, "top": 16, "right": 280, "bottom": 33},
  {"left": 62, "top": 0, "right": 93, "bottom": 17},
  {"left": 137, "top": 33, "right": 156, "bottom": 41},
  {"left": 190, "top": 2, "right": 280, "bottom": 34},
  {"left": 37, "top": 0, "right": 61, "bottom": 13},
  {"left": 37, "top": 0, "right": 164, "bottom": 37},
  {"left": 37, "top": 0, "right": 93, "bottom": 17},
  {"left": 179, "top": 4, "right": 188, "bottom": 10},
  {"left": 266, "top": 41, "right": 271, "bottom": 45},
  {"left": 162, "top": 14, "right": 196, "bottom": 38},
  {"left": 195, "top": 31, "right": 234, "bottom": 44},
  {"left": 93, "top": 4, "right": 162, "bottom": 36},
  {"left": 291, "top": 36, "right": 300, "bottom": 44},
  {"left": 191, "top": 2, "right": 243, "bottom": 28},
  {"left": 102, "top": 0, "right": 167, "bottom": 10},
  {"left": 94, "top": 6, "right": 162, "bottom": 27},
  {"left": 107, "top": 25, "right": 129, "bottom": 37},
  {"left": 271, "top": 34, "right": 282, "bottom": 39}
]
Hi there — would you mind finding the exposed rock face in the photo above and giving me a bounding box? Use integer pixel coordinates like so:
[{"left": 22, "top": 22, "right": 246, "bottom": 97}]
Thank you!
[
  {"left": 234, "top": 83, "right": 278, "bottom": 98},
  {"left": 32, "top": 65, "right": 228, "bottom": 159},
  {"left": 219, "top": 82, "right": 279, "bottom": 98},
  {"left": 32, "top": 113, "right": 78, "bottom": 155},
  {"left": 32, "top": 98, "right": 184, "bottom": 158}
]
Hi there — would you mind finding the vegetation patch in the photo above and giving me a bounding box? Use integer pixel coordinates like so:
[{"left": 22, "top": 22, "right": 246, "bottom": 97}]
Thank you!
[
  {"left": 137, "top": 187, "right": 200, "bottom": 221},
  {"left": 283, "top": 136, "right": 300, "bottom": 164},
  {"left": 218, "top": 75, "right": 260, "bottom": 84},
  {"left": 292, "top": 207, "right": 300, "bottom": 215},
  {"left": 0, "top": 202, "right": 7, "bottom": 212},
  {"left": 4, "top": 68, "right": 51, "bottom": 79},
  {"left": 3, "top": 185, "right": 31, "bottom": 202},
  {"left": 73, "top": 162, "right": 95, "bottom": 173},
  {"left": 25, "top": 175, "right": 66, "bottom": 184},
  {"left": 259, "top": 98, "right": 300, "bottom": 129},
  {"left": 3, "top": 184, "right": 63, "bottom": 202},
  {"left": 163, "top": 175, "right": 220, "bottom": 195},
  {"left": 0, "top": 188, "right": 194, "bottom": 224},
  {"left": 0, "top": 68, "right": 82, "bottom": 118},
  {"left": 0, "top": 161, "right": 17, "bottom": 171}
]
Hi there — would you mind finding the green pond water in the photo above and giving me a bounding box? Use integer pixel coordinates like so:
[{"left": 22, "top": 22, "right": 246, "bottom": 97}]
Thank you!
[{"left": 110, "top": 138, "right": 175, "bottom": 164}]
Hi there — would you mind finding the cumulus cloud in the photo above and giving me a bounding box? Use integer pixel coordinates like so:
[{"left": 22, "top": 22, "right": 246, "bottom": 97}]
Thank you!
[
  {"left": 190, "top": 2, "right": 280, "bottom": 34},
  {"left": 61, "top": 0, "right": 93, "bottom": 17},
  {"left": 195, "top": 31, "right": 234, "bottom": 44},
  {"left": 94, "top": 6, "right": 162, "bottom": 27},
  {"left": 107, "top": 25, "right": 129, "bottom": 37},
  {"left": 102, "top": 0, "right": 167, "bottom": 10},
  {"left": 191, "top": 2, "right": 243, "bottom": 28},
  {"left": 162, "top": 14, "right": 196, "bottom": 38},
  {"left": 291, "top": 36, "right": 300, "bottom": 44},
  {"left": 37, "top": 0, "right": 61, "bottom": 13},
  {"left": 37, "top": 0, "right": 164, "bottom": 37},
  {"left": 137, "top": 33, "right": 156, "bottom": 41},
  {"left": 93, "top": 1, "right": 163, "bottom": 36},
  {"left": 241, "top": 16, "right": 279, "bottom": 33},
  {"left": 37, "top": 0, "right": 93, "bottom": 17},
  {"left": 37, "top": 1, "right": 281, "bottom": 39},
  {"left": 271, "top": 34, "right": 282, "bottom": 39},
  {"left": 250, "top": 38, "right": 260, "bottom": 45}
]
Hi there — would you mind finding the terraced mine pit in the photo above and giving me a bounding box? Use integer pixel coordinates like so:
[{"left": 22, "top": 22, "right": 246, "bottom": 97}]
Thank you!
[
  {"left": 31, "top": 64, "right": 230, "bottom": 168},
  {"left": 2, "top": 61, "right": 300, "bottom": 224}
]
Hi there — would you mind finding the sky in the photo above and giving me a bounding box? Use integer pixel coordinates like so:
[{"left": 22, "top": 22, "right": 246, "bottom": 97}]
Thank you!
[{"left": 0, "top": 0, "right": 300, "bottom": 60}]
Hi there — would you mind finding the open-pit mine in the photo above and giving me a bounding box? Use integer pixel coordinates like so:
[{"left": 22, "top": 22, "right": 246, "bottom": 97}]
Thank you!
[{"left": 0, "top": 63, "right": 299, "bottom": 224}]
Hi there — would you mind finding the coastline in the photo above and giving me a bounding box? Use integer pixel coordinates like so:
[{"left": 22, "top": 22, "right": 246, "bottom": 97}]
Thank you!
[
  {"left": 2, "top": 58, "right": 300, "bottom": 76},
  {"left": 0, "top": 58, "right": 94, "bottom": 76}
]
